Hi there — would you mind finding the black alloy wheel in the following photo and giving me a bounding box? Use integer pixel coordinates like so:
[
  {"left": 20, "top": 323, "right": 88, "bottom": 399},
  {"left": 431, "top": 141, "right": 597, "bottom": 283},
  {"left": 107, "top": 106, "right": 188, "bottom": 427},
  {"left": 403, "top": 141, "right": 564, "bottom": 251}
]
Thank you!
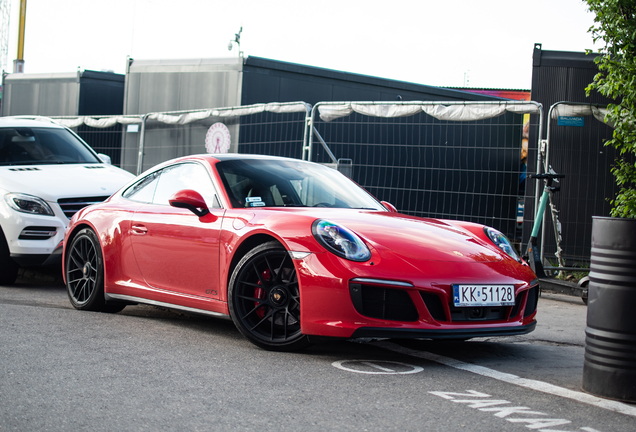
[
  {"left": 228, "top": 241, "right": 310, "bottom": 351},
  {"left": 65, "top": 228, "right": 124, "bottom": 313}
]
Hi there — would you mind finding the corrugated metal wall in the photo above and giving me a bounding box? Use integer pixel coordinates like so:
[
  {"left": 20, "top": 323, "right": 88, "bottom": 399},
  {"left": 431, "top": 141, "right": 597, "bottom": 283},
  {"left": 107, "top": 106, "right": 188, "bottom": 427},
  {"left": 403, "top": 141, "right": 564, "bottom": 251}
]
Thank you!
[{"left": 1, "top": 72, "right": 80, "bottom": 116}]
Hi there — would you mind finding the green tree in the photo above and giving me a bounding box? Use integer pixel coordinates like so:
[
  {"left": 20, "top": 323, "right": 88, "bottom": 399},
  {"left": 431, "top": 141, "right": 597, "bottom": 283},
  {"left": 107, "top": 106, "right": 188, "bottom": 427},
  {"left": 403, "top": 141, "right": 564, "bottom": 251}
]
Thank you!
[{"left": 585, "top": 0, "right": 636, "bottom": 218}]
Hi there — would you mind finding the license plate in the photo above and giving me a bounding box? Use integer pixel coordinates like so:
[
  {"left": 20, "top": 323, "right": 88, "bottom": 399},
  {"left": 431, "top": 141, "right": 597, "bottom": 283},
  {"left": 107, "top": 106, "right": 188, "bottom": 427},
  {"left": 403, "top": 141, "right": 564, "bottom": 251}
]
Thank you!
[{"left": 453, "top": 285, "right": 515, "bottom": 307}]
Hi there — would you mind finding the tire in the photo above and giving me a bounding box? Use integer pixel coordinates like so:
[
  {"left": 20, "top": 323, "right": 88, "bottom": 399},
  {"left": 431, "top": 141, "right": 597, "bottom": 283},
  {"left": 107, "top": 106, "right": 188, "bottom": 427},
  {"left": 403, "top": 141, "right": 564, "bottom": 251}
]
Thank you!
[
  {"left": 0, "top": 226, "right": 19, "bottom": 285},
  {"left": 65, "top": 228, "right": 125, "bottom": 313},
  {"left": 228, "top": 241, "right": 310, "bottom": 351}
]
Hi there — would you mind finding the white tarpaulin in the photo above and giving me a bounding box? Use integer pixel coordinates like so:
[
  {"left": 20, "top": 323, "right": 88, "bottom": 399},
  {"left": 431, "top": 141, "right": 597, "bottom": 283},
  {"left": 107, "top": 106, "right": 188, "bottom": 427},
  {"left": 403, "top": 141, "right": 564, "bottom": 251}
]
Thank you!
[
  {"left": 351, "top": 104, "right": 422, "bottom": 119},
  {"left": 148, "top": 102, "right": 311, "bottom": 125},
  {"left": 147, "top": 111, "right": 213, "bottom": 125},
  {"left": 54, "top": 116, "right": 143, "bottom": 128},
  {"left": 212, "top": 102, "right": 311, "bottom": 117},
  {"left": 52, "top": 102, "right": 311, "bottom": 129},
  {"left": 318, "top": 102, "right": 541, "bottom": 123}
]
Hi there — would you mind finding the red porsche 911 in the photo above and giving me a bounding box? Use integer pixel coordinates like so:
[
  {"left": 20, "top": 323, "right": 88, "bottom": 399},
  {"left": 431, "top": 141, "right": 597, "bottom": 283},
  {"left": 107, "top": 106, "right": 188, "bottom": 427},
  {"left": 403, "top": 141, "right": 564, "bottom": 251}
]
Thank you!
[{"left": 63, "top": 154, "right": 538, "bottom": 351}]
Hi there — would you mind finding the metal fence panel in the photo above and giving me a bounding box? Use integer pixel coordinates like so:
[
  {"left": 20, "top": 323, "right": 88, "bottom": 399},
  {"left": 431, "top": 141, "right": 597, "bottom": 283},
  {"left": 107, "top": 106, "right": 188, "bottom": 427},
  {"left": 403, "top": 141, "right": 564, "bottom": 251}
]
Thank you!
[
  {"left": 529, "top": 102, "right": 631, "bottom": 266},
  {"left": 309, "top": 102, "right": 541, "bottom": 243},
  {"left": 238, "top": 110, "right": 308, "bottom": 159},
  {"left": 75, "top": 124, "right": 125, "bottom": 167},
  {"left": 51, "top": 115, "right": 143, "bottom": 173},
  {"left": 52, "top": 102, "right": 310, "bottom": 175},
  {"left": 134, "top": 116, "right": 238, "bottom": 172}
]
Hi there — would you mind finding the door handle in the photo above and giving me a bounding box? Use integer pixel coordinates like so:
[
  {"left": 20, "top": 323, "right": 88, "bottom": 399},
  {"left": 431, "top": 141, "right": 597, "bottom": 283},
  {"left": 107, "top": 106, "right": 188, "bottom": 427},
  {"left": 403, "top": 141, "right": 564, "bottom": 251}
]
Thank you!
[{"left": 131, "top": 224, "right": 148, "bottom": 235}]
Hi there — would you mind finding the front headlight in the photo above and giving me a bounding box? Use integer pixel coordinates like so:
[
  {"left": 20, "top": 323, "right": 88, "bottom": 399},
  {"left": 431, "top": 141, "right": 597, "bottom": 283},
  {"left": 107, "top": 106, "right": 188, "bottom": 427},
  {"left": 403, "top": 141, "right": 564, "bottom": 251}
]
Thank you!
[
  {"left": 484, "top": 227, "right": 520, "bottom": 262},
  {"left": 5, "top": 193, "right": 55, "bottom": 216},
  {"left": 312, "top": 219, "right": 371, "bottom": 262}
]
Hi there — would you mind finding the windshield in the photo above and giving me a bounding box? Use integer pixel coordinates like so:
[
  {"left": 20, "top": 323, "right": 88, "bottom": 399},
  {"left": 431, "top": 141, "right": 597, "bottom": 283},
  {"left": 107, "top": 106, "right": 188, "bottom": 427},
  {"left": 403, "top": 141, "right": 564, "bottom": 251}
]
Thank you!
[
  {"left": 0, "top": 127, "right": 101, "bottom": 166},
  {"left": 216, "top": 158, "right": 384, "bottom": 210}
]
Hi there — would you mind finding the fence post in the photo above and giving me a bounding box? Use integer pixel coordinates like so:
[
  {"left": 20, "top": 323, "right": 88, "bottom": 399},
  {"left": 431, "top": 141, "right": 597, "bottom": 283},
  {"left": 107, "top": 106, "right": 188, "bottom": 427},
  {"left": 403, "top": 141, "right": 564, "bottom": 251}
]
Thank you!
[
  {"left": 302, "top": 115, "right": 311, "bottom": 161},
  {"left": 136, "top": 114, "right": 149, "bottom": 175}
]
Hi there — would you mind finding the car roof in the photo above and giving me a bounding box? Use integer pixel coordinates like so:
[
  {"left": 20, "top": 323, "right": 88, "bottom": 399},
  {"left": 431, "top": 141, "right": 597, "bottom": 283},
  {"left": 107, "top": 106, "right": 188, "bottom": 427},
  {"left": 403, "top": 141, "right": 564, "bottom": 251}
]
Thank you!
[
  {"left": 0, "top": 116, "right": 65, "bottom": 129},
  {"left": 209, "top": 153, "right": 307, "bottom": 163}
]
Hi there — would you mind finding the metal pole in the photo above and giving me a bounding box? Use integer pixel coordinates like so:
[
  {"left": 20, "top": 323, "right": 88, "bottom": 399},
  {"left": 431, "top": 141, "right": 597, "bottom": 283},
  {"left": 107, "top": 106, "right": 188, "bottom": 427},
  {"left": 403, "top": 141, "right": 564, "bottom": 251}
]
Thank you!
[
  {"left": 306, "top": 104, "right": 319, "bottom": 161},
  {"left": 312, "top": 127, "right": 338, "bottom": 164},
  {"left": 13, "top": 0, "right": 26, "bottom": 73},
  {"left": 136, "top": 114, "right": 149, "bottom": 175},
  {"left": 537, "top": 102, "right": 561, "bottom": 264},
  {"left": 301, "top": 110, "right": 312, "bottom": 160},
  {"left": 533, "top": 104, "right": 544, "bottom": 218}
]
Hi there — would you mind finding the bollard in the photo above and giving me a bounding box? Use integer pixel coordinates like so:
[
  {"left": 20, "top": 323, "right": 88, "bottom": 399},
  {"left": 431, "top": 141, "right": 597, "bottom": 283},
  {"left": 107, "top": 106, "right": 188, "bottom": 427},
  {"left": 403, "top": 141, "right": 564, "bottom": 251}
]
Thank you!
[{"left": 582, "top": 216, "right": 636, "bottom": 402}]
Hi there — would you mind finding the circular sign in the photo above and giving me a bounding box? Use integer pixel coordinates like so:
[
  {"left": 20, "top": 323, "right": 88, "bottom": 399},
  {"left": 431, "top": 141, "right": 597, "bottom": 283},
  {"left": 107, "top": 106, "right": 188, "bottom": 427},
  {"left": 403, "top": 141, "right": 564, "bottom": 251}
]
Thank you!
[
  {"left": 205, "top": 123, "right": 231, "bottom": 154},
  {"left": 332, "top": 360, "right": 423, "bottom": 375}
]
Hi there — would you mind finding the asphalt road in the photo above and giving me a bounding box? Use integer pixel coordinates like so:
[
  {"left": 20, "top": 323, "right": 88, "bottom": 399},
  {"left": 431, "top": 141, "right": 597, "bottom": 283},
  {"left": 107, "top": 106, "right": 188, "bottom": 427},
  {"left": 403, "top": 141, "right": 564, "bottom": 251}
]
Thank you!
[{"left": 1, "top": 268, "right": 635, "bottom": 431}]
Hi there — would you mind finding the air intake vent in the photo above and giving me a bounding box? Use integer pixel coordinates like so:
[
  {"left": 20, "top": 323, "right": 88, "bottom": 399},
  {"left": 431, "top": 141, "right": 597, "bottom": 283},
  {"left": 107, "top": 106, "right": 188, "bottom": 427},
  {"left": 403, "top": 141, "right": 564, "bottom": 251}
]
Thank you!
[
  {"left": 350, "top": 283, "right": 419, "bottom": 322},
  {"left": 58, "top": 196, "right": 110, "bottom": 219},
  {"left": 84, "top": 165, "right": 106, "bottom": 169},
  {"left": 420, "top": 292, "right": 448, "bottom": 321},
  {"left": 8, "top": 167, "right": 41, "bottom": 171},
  {"left": 509, "top": 292, "right": 524, "bottom": 318},
  {"left": 19, "top": 226, "right": 57, "bottom": 240},
  {"left": 524, "top": 285, "right": 539, "bottom": 317}
]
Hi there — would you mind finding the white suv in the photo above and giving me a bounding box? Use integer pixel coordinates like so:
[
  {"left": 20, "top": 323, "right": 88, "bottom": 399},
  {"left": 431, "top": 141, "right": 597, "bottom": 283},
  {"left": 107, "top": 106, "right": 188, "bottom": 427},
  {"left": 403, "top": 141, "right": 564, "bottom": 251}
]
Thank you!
[{"left": 0, "top": 117, "right": 135, "bottom": 284}]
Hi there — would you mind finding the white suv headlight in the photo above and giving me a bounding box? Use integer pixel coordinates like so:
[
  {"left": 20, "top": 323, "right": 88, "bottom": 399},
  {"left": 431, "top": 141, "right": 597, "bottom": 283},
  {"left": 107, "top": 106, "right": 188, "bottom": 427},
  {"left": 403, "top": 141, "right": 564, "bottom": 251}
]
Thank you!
[{"left": 5, "top": 193, "right": 55, "bottom": 216}]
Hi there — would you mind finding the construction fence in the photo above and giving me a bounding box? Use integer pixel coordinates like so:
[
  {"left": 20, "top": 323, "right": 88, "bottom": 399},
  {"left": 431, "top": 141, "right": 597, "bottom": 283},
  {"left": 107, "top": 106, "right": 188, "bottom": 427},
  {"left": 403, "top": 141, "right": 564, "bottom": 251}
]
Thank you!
[
  {"left": 51, "top": 100, "right": 542, "bottom": 250},
  {"left": 525, "top": 102, "right": 621, "bottom": 268}
]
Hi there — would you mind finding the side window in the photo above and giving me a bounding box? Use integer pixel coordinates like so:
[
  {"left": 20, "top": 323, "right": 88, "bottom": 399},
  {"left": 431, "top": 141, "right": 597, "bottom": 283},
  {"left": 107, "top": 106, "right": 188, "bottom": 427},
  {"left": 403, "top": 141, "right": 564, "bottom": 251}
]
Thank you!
[
  {"left": 222, "top": 172, "right": 251, "bottom": 207},
  {"left": 152, "top": 163, "right": 220, "bottom": 208},
  {"left": 122, "top": 171, "right": 160, "bottom": 203}
]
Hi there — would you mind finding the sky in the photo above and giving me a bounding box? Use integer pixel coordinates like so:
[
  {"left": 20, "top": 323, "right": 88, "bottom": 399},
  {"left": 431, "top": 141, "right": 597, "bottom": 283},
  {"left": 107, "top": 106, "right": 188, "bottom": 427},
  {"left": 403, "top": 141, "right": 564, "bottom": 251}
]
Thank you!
[{"left": 3, "top": 0, "right": 601, "bottom": 90}]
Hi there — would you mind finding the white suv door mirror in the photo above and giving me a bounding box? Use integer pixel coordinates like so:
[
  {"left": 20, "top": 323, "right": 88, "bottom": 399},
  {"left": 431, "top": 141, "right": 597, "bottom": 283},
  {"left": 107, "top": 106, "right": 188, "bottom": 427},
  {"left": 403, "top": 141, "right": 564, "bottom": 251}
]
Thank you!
[{"left": 97, "top": 153, "right": 112, "bottom": 164}]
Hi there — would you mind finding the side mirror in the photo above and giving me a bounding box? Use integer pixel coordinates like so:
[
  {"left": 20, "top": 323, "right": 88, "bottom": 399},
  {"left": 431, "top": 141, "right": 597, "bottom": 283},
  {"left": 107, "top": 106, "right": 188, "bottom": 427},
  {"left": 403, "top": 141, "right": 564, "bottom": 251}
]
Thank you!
[
  {"left": 169, "top": 189, "right": 212, "bottom": 218},
  {"left": 97, "top": 153, "right": 112, "bottom": 164},
  {"left": 381, "top": 201, "right": 398, "bottom": 213}
]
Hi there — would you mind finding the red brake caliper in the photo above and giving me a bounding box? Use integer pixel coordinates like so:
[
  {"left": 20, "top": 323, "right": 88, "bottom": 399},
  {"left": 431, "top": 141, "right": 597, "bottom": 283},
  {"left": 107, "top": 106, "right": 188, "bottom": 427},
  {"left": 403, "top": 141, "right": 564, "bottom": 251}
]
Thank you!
[{"left": 254, "top": 269, "right": 271, "bottom": 319}]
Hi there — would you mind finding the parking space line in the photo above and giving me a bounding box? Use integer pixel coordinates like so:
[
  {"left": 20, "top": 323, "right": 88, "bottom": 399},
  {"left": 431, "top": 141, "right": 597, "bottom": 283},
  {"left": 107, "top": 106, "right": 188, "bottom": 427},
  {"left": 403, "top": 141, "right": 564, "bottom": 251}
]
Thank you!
[{"left": 374, "top": 341, "right": 636, "bottom": 418}]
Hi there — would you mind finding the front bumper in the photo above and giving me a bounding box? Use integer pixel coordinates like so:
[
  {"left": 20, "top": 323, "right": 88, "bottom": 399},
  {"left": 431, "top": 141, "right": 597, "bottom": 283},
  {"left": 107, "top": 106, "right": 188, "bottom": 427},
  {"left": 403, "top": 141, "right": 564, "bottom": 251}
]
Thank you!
[
  {"left": 10, "top": 240, "right": 64, "bottom": 266},
  {"left": 1, "top": 203, "right": 68, "bottom": 266},
  {"left": 295, "top": 250, "right": 539, "bottom": 339}
]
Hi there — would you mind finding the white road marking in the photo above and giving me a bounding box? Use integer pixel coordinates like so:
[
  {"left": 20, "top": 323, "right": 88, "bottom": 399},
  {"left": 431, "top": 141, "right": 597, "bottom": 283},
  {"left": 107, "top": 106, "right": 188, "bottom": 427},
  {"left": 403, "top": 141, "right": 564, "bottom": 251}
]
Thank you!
[
  {"left": 506, "top": 418, "right": 572, "bottom": 429},
  {"left": 332, "top": 359, "right": 423, "bottom": 375},
  {"left": 361, "top": 361, "right": 395, "bottom": 372},
  {"left": 375, "top": 341, "right": 636, "bottom": 418},
  {"left": 431, "top": 390, "right": 602, "bottom": 431}
]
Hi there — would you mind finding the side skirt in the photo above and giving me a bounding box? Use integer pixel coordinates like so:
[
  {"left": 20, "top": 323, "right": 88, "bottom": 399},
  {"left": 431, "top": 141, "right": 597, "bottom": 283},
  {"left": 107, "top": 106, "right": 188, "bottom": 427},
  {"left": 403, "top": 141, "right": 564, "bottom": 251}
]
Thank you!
[{"left": 105, "top": 293, "right": 232, "bottom": 320}]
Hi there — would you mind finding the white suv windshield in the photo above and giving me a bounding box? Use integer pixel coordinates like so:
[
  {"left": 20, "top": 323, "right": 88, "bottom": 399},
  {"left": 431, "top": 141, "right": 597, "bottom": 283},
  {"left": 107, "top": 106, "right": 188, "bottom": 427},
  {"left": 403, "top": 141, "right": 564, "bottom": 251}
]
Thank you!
[
  {"left": 0, "top": 127, "right": 100, "bottom": 166},
  {"left": 216, "top": 158, "right": 384, "bottom": 210}
]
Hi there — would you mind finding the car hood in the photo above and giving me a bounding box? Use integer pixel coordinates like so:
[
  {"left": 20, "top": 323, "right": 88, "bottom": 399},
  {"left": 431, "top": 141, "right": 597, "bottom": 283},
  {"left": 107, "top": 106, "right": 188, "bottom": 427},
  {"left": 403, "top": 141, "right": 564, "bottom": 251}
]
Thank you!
[
  {"left": 313, "top": 210, "right": 503, "bottom": 263},
  {"left": 0, "top": 164, "right": 135, "bottom": 201}
]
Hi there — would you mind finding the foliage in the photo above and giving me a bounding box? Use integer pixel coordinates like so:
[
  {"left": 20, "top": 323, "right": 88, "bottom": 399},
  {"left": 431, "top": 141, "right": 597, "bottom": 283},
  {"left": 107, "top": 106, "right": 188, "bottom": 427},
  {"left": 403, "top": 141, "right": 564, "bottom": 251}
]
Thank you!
[{"left": 585, "top": 0, "right": 636, "bottom": 218}]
